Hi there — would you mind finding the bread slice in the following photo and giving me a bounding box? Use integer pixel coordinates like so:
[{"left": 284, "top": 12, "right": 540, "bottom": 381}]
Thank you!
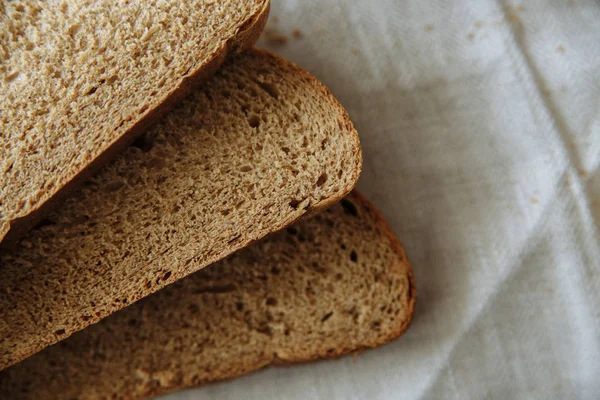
[
  {"left": 0, "top": 191, "right": 415, "bottom": 400},
  {"left": 0, "top": 0, "right": 270, "bottom": 244},
  {"left": 0, "top": 49, "right": 362, "bottom": 370}
]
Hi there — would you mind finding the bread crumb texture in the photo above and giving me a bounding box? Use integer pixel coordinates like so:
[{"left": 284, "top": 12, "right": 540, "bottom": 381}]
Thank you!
[
  {"left": 0, "top": 49, "right": 361, "bottom": 370},
  {"left": 0, "top": 0, "right": 267, "bottom": 240},
  {"left": 0, "top": 192, "right": 414, "bottom": 400}
]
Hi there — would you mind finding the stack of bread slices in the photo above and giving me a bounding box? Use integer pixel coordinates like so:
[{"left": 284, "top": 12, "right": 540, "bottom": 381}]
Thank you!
[{"left": 0, "top": 1, "right": 415, "bottom": 398}]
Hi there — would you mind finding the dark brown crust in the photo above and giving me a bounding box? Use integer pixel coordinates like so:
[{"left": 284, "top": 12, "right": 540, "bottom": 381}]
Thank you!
[
  {"left": 0, "top": 0, "right": 271, "bottom": 247},
  {"left": 0, "top": 47, "right": 362, "bottom": 371},
  {"left": 121, "top": 191, "right": 415, "bottom": 400}
]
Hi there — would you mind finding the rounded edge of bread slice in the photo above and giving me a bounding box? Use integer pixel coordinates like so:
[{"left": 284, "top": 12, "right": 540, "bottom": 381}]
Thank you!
[{"left": 146, "top": 192, "right": 416, "bottom": 399}]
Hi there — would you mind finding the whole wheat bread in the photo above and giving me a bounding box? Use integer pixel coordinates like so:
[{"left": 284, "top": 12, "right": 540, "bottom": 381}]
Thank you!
[
  {"left": 0, "top": 0, "right": 270, "bottom": 243},
  {"left": 0, "top": 49, "right": 362, "bottom": 370},
  {"left": 0, "top": 191, "right": 415, "bottom": 400}
]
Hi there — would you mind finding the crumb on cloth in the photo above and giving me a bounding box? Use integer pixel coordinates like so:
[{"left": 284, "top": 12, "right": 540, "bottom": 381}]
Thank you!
[{"left": 263, "top": 28, "right": 288, "bottom": 46}]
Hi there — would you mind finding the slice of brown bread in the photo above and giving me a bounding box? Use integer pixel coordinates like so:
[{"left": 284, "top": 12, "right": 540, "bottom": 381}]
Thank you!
[
  {"left": 0, "top": 0, "right": 270, "bottom": 244},
  {"left": 0, "top": 49, "right": 362, "bottom": 370},
  {"left": 0, "top": 191, "right": 415, "bottom": 400}
]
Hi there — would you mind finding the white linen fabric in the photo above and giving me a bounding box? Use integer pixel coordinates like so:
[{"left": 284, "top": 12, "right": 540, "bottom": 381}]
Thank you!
[{"left": 163, "top": 1, "right": 600, "bottom": 399}]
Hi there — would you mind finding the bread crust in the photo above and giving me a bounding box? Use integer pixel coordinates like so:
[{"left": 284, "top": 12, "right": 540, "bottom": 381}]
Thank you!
[{"left": 0, "top": 1, "right": 271, "bottom": 246}]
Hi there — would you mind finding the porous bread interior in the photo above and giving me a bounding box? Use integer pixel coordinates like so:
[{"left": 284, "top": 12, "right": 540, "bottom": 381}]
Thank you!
[
  {"left": 0, "top": 192, "right": 413, "bottom": 400},
  {"left": 0, "top": 49, "right": 361, "bottom": 370},
  {"left": 0, "top": 0, "right": 267, "bottom": 239}
]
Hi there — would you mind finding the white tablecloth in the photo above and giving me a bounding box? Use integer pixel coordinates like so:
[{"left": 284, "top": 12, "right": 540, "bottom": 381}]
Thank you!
[{"left": 163, "top": 1, "right": 600, "bottom": 398}]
